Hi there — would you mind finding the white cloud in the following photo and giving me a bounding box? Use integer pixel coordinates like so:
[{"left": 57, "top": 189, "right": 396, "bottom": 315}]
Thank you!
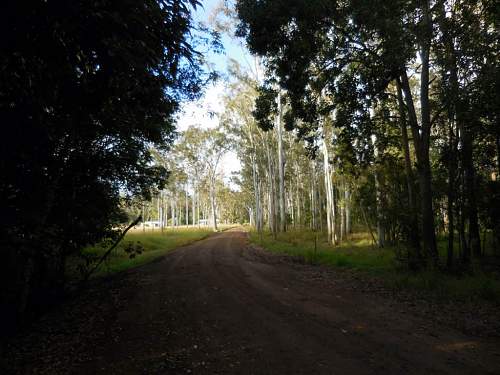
[
  {"left": 175, "top": 81, "right": 241, "bottom": 186},
  {"left": 176, "top": 82, "right": 225, "bottom": 131}
]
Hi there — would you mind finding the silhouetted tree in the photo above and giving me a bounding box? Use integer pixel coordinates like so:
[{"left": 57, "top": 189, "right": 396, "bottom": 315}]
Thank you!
[{"left": 0, "top": 0, "right": 217, "bottom": 331}]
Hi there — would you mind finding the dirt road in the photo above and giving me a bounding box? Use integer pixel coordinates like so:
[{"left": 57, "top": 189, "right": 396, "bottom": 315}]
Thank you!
[{"left": 5, "top": 228, "right": 500, "bottom": 374}]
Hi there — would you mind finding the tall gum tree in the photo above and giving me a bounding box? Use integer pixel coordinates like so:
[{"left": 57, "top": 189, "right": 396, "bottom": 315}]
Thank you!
[{"left": 236, "top": 0, "right": 444, "bottom": 265}]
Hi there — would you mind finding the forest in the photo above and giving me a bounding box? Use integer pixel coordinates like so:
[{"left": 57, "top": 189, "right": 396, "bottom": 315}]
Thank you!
[
  {"left": 151, "top": 0, "right": 499, "bottom": 273},
  {"left": 1, "top": 0, "right": 499, "bottom": 373}
]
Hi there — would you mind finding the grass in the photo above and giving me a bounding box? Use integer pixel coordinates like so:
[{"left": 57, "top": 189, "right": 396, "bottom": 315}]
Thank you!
[
  {"left": 251, "top": 230, "right": 395, "bottom": 273},
  {"left": 250, "top": 229, "right": 500, "bottom": 302},
  {"left": 68, "top": 227, "right": 214, "bottom": 280}
]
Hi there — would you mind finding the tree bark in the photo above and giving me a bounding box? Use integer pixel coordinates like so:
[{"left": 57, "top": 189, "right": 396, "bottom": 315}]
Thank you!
[
  {"left": 396, "top": 79, "right": 421, "bottom": 259},
  {"left": 251, "top": 152, "right": 262, "bottom": 232},
  {"left": 345, "top": 186, "right": 351, "bottom": 235},
  {"left": 447, "top": 119, "right": 457, "bottom": 269},
  {"left": 322, "top": 137, "right": 336, "bottom": 245},
  {"left": 496, "top": 131, "right": 500, "bottom": 178},
  {"left": 276, "top": 91, "right": 286, "bottom": 232},
  {"left": 436, "top": 0, "right": 481, "bottom": 260},
  {"left": 210, "top": 176, "right": 218, "bottom": 231},
  {"left": 373, "top": 135, "right": 386, "bottom": 248},
  {"left": 185, "top": 185, "right": 189, "bottom": 226},
  {"left": 192, "top": 185, "right": 196, "bottom": 226},
  {"left": 265, "top": 138, "right": 277, "bottom": 236},
  {"left": 400, "top": 70, "right": 438, "bottom": 266}
]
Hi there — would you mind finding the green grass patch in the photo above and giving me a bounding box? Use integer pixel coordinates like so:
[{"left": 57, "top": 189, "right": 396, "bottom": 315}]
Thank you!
[
  {"left": 251, "top": 229, "right": 395, "bottom": 274},
  {"left": 250, "top": 229, "right": 500, "bottom": 302},
  {"left": 68, "top": 227, "right": 213, "bottom": 280}
]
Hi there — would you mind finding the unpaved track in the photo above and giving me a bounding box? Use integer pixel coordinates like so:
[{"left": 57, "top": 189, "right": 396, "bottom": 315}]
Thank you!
[{"left": 6, "top": 228, "right": 500, "bottom": 374}]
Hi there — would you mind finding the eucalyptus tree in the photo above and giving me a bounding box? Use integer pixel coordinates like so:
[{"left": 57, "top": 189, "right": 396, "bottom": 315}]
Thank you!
[
  {"left": 432, "top": 0, "right": 498, "bottom": 263},
  {"left": 176, "top": 128, "right": 207, "bottom": 226},
  {"left": 236, "top": 0, "right": 451, "bottom": 264},
  {"left": 237, "top": 0, "right": 500, "bottom": 268},
  {"left": 221, "top": 63, "right": 266, "bottom": 232},
  {"left": 179, "top": 126, "right": 229, "bottom": 231}
]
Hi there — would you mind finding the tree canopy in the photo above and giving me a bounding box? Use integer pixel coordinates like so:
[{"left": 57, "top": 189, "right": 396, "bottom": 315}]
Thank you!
[{"left": 0, "top": 0, "right": 218, "bottom": 331}]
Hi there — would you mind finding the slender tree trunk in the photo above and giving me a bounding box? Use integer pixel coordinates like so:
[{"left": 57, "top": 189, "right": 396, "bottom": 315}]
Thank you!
[
  {"left": 176, "top": 200, "right": 180, "bottom": 228},
  {"left": 142, "top": 203, "right": 146, "bottom": 232},
  {"left": 276, "top": 91, "right": 286, "bottom": 232},
  {"left": 192, "top": 185, "right": 196, "bottom": 226},
  {"left": 185, "top": 185, "right": 189, "bottom": 226},
  {"left": 373, "top": 136, "right": 385, "bottom": 248},
  {"left": 197, "top": 189, "right": 200, "bottom": 227},
  {"left": 496, "top": 131, "right": 500, "bottom": 178},
  {"left": 396, "top": 79, "right": 421, "bottom": 259},
  {"left": 418, "top": 147, "right": 438, "bottom": 263},
  {"left": 311, "top": 162, "right": 317, "bottom": 231},
  {"left": 172, "top": 198, "right": 176, "bottom": 227},
  {"left": 159, "top": 198, "right": 164, "bottom": 232},
  {"left": 400, "top": 70, "right": 438, "bottom": 265},
  {"left": 345, "top": 186, "right": 351, "bottom": 235},
  {"left": 459, "top": 116, "right": 481, "bottom": 258},
  {"left": 265, "top": 140, "right": 277, "bottom": 236},
  {"left": 157, "top": 195, "right": 161, "bottom": 230},
  {"left": 309, "top": 185, "right": 313, "bottom": 230},
  {"left": 296, "top": 164, "right": 301, "bottom": 227},
  {"left": 418, "top": 0, "right": 438, "bottom": 264},
  {"left": 437, "top": 1, "right": 480, "bottom": 260},
  {"left": 340, "top": 189, "right": 346, "bottom": 242},
  {"left": 210, "top": 176, "right": 218, "bottom": 231},
  {"left": 447, "top": 121, "right": 457, "bottom": 269},
  {"left": 319, "top": 186, "right": 324, "bottom": 233},
  {"left": 322, "top": 138, "right": 336, "bottom": 244},
  {"left": 251, "top": 152, "right": 262, "bottom": 232}
]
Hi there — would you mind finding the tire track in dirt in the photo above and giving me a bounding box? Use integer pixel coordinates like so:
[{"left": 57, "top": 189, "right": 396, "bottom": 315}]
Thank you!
[{"left": 5, "top": 228, "right": 500, "bottom": 374}]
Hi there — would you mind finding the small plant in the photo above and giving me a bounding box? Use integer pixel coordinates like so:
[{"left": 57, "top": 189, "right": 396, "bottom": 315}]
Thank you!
[{"left": 123, "top": 241, "right": 144, "bottom": 259}]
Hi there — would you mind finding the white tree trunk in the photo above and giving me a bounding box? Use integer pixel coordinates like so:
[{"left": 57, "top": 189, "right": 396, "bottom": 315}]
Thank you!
[
  {"left": 185, "top": 185, "right": 189, "bottom": 226},
  {"left": 251, "top": 153, "right": 262, "bottom": 232},
  {"left": 276, "top": 91, "right": 286, "bottom": 232},
  {"left": 310, "top": 161, "right": 318, "bottom": 231},
  {"left": 192, "top": 185, "right": 196, "bottom": 226},
  {"left": 265, "top": 140, "right": 277, "bottom": 235},
  {"left": 210, "top": 176, "right": 218, "bottom": 231},
  {"left": 340, "top": 184, "right": 346, "bottom": 242},
  {"left": 322, "top": 140, "right": 336, "bottom": 244}
]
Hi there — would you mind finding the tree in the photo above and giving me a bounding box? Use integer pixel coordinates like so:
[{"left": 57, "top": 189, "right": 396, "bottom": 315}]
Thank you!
[
  {"left": 236, "top": 0, "right": 498, "bottom": 269},
  {"left": 178, "top": 126, "right": 229, "bottom": 231},
  {"left": 236, "top": 0, "right": 395, "bottom": 247},
  {"left": 0, "top": 0, "right": 216, "bottom": 330}
]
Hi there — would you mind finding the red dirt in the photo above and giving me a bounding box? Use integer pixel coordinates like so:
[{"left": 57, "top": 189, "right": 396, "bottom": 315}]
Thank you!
[{"left": 4, "top": 228, "right": 500, "bottom": 374}]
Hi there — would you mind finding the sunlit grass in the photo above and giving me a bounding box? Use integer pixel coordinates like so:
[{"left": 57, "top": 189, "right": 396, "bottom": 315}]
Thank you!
[
  {"left": 250, "top": 229, "right": 500, "bottom": 302},
  {"left": 68, "top": 227, "right": 213, "bottom": 280},
  {"left": 251, "top": 229, "right": 395, "bottom": 273}
]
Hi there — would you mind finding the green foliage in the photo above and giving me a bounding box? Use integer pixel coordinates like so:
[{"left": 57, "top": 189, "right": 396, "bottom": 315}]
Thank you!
[
  {"left": 252, "top": 85, "right": 277, "bottom": 131},
  {"left": 251, "top": 229, "right": 395, "bottom": 273},
  {"left": 0, "top": 0, "right": 218, "bottom": 329},
  {"left": 238, "top": 0, "right": 498, "bottom": 267},
  {"left": 251, "top": 229, "right": 500, "bottom": 302},
  {"left": 69, "top": 228, "right": 212, "bottom": 279}
]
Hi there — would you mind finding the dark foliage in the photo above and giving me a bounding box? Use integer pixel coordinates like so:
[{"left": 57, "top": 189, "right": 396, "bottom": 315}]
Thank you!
[
  {"left": 237, "top": 0, "right": 498, "bottom": 267},
  {"left": 0, "top": 0, "right": 214, "bottom": 332}
]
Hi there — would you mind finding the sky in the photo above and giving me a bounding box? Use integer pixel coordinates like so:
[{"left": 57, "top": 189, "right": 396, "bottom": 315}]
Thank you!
[{"left": 175, "top": 0, "right": 252, "bottom": 182}]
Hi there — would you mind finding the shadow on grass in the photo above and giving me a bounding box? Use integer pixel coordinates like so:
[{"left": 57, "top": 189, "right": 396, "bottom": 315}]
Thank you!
[
  {"left": 67, "top": 227, "right": 213, "bottom": 281},
  {"left": 250, "top": 229, "right": 500, "bottom": 303}
]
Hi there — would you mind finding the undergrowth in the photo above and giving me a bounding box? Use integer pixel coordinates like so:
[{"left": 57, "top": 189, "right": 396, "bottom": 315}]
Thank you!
[
  {"left": 250, "top": 229, "right": 500, "bottom": 302},
  {"left": 67, "top": 227, "right": 213, "bottom": 280}
]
